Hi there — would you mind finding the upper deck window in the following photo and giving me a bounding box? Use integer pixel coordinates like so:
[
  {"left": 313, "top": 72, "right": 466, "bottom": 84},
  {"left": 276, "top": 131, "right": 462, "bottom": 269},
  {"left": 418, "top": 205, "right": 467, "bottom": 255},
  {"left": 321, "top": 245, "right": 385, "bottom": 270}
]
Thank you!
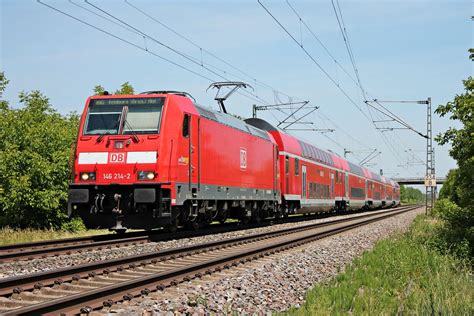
[{"left": 84, "top": 97, "right": 165, "bottom": 135}]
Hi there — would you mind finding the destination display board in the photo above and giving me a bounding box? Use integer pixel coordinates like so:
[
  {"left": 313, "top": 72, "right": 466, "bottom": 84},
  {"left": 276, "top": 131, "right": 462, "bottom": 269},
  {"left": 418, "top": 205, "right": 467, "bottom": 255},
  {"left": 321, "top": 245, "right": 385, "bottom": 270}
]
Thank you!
[{"left": 91, "top": 98, "right": 164, "bottom": 106}]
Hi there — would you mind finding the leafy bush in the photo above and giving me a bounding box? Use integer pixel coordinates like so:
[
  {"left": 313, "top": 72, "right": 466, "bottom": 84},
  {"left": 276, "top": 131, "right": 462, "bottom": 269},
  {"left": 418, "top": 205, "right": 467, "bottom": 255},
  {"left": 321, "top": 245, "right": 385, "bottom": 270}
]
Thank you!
[
  {"left": 400, "top": 185, "right": 424, "bottom": 203},
  {"left": 433, "top": 53, "right": 474, "bottom": 263},
  {"left": 61, "top": 217, "right": 87, "bottom": 232},
  {"left": 0, "top": 73, "right": 79, "bottom": 229},
  {"left": 432, "top": 199, "right": 473, "bottom": 261},
  {"left": 0, "top": 74, "right": 138, "bottom": 230}
]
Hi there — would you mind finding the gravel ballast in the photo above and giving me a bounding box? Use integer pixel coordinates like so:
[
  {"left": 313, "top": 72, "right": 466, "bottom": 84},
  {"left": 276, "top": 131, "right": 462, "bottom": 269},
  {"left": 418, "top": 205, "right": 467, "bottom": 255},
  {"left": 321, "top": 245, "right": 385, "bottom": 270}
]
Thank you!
[
  {"left": 102, "top": 207, "right": 423, "bottom": 315},
  {"left": 0, "top": 208, "right": 402, "bottom": 278}
]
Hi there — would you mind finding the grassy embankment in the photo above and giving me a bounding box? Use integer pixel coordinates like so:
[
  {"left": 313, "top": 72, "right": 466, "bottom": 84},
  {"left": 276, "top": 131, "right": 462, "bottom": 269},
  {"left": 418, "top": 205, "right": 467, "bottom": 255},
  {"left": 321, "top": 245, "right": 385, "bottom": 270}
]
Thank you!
[
  {"left": 286, "top": 215, "right": 473, "bottom": 315},
  {"left": 0, "top": 227, "right": 110, "bottom": 246}
]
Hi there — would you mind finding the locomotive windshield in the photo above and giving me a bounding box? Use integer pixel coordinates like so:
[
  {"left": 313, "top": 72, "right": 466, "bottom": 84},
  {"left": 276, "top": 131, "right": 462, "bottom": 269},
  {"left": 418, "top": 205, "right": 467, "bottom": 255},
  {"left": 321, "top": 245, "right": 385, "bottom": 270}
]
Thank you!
[{"left": 84, "top": 97, "right": 165, "bottom": 135}]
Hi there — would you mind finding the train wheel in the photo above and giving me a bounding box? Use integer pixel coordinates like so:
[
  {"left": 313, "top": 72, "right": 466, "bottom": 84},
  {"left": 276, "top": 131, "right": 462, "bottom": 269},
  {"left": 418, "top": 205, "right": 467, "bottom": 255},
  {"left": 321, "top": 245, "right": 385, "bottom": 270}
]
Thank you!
[
  {"left": 240, "top": 217, "right": 250, "bottom": 225},
  {"left": 186, "top": 220, "right": 199, "bottom": 231},
  {"left": 166, "top": 218, "right": 178, "bottom": 233}
]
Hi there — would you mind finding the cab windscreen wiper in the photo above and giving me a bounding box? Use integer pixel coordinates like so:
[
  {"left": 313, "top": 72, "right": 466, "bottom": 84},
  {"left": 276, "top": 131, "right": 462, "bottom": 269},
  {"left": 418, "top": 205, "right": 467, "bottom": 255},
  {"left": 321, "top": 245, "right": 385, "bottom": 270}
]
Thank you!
[
  {"left": 96, "top": 131, "right": 110, "bottom": 143},
  {"left": 122, "top": 119, "right": 140, "bottom": 143}
]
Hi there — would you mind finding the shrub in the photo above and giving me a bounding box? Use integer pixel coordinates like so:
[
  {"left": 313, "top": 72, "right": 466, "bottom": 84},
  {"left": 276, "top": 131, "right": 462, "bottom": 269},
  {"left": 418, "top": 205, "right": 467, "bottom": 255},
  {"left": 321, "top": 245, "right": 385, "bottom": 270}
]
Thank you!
[
  {"left": 432, "top": 199, "right": 473, "bottom": 262},
  {"left": 61, "top": 217, "right": 87, "bottom": 232},
  {"left": 0, "top": 74, "right": 79, "bottom": 229}
]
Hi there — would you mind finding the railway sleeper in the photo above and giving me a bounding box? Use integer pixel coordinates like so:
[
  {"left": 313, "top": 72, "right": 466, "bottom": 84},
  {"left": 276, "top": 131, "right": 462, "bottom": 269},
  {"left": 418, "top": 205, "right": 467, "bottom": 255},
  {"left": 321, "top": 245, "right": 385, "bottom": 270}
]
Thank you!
[{"left": 0, "top": 297, "right": 36, "bottom": 308}]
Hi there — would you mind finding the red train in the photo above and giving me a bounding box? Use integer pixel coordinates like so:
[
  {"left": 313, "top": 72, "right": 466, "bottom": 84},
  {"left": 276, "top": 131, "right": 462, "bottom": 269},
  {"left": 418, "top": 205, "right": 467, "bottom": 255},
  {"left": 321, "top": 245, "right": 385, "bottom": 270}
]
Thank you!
[{"left": 68, "top": 91, "right": 400, "bottom": 232}]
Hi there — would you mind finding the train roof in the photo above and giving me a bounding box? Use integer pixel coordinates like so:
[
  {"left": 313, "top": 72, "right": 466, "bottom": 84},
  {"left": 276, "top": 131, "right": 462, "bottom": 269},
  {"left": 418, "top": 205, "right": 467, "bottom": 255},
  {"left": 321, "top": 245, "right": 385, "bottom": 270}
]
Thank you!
[
  {"left": 194, "top": 105, "right": 273, "bottom": 141},
  {"left": 86, "top": 94, "right": 397, "bottom": 187},
  {"left": 246, "top": 118, "right": 397, "bottom": 185}
]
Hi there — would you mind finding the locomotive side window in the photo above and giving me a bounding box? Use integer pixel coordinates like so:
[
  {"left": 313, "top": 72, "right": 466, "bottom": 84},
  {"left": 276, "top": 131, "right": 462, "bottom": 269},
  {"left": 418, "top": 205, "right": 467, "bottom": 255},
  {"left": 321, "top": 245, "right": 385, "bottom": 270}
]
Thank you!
[
  {"left": 182, "top": 114, "right": 190, "bottom": 138},
  {"left": 285, "top": 156, "right": 289, "bottom": 175},
  {"left": 295, "top": 158, "right": 299, "bottom": 176}
]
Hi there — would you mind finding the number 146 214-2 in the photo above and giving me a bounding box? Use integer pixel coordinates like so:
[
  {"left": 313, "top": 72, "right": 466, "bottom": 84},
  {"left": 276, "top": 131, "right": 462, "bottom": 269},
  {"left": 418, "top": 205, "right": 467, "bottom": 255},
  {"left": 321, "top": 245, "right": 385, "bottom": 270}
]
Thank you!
[{"left": 103, "top": 173, "right": 131, "bottom": 180}]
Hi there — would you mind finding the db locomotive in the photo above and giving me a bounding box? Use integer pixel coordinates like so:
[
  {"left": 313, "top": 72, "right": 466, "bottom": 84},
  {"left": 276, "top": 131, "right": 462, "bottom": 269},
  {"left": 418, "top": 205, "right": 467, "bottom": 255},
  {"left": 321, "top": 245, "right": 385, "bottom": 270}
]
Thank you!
[{"left": 68, "top": 90, "right": 400, "bottom": 232}]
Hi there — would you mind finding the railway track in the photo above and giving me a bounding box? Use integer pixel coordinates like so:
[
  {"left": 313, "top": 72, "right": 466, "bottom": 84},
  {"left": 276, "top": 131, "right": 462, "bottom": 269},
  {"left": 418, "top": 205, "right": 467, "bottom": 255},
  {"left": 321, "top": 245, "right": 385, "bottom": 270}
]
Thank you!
[
  {"left": 0, "top": 205, "right": 419, "bottom": 315},
  {"left": 0, "top": 207, "right": 397, "bottom": 263},
  {"left": 0, "top": 222, "right": 275, "bottom": 263}
]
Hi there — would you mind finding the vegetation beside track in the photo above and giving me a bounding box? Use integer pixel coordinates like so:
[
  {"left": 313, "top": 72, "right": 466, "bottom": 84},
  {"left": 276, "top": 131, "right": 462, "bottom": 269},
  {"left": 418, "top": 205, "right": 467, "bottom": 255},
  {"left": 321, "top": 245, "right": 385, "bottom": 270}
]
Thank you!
[
  {"left": 286, "top": 214, "right": 473, "bottom": 315},
  {"left": 0, "top": 226, "right": 110, "bottom": 246},
  {"left": 0, "top": 73, "right": 135, "bottom": 230},
  {"left": 399, "top": 185, "right": 424, "bottom": 204}
]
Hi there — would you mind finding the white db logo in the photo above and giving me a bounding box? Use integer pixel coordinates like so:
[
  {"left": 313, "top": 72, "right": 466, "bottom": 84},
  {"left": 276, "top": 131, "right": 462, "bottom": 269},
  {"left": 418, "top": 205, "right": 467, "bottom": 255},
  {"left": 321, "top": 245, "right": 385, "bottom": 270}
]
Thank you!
[
  {"left": 240, "top": 148, "right": 247, "bottom": 170},
  {"left": 109, "top": 152, "right": 126, "bottom": 163}
]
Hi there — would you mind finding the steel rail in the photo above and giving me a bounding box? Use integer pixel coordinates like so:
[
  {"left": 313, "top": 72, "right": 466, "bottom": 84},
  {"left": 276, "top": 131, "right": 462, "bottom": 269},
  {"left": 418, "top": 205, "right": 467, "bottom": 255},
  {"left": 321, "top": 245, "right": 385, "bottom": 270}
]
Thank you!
[
  {"left": 0, "top": 221, "right": 274, "bottom": 262},
  {"left": 0, "top": 206, "right": 406, "bottom": 262},
  {"left": 0, "top": 205, "right": 414, "bottom": 295},
  {"left": 0, "top": 206, "right": 419, "bottom": 315}
]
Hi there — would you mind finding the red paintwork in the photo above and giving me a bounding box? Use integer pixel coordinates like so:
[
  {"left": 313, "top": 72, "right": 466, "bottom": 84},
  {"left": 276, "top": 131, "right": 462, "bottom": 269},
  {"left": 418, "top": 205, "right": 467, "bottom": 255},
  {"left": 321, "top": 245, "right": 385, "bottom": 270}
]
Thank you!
[
  {"left": 263, "top": 128, "right": 399, "bottom": 207},
  {"left": 73, "top": 94, "right": 277, "bottom": 205},
  {"left": 73, "top": 92, "right": 399, "bottom": 214}
]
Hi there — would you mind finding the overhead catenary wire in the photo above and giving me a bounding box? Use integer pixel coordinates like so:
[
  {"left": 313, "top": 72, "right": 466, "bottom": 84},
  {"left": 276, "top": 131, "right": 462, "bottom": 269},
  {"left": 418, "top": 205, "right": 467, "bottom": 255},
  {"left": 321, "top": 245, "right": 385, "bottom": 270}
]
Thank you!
[
  {"left": 330, "top": 0, "right": 366, "bottom": 99},
  {"left": 280, "top": 0, "right": 425, "bottom": 168},
  {"left": 285, "top": 1, "right": 425, "bottom": 142},
  {"left": 124, "top": 0, "right": 324, "bottom": 122},
  {"left": 43, "top": 0, "right": 274, "bottom": 108},
  {"left": 88, "top": 0, "right": 377, "bottom": 156},
  {"left": 83, "top": 0, "right": 326, "bottom": 114},
  {"left": 36, "top": 0, "right": 216, "bottom": 83},
  {"left": 124, "top": 0, "right": 278, "bottom": 93},
  {"left": 40, "top": 0, "right": 404, "bottom": 170},
  {"left": 285, "top": 0, "right": 359, "bottom": 87},
  {"left": 257, "top": 0, "right": 373, "bottom": 123}
]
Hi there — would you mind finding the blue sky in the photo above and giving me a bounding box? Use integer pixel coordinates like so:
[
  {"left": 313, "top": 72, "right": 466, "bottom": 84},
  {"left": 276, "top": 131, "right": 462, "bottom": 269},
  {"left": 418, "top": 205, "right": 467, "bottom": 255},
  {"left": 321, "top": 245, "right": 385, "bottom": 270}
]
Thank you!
[{"left": 1, "top": 0, "right": 472, "bottom": 182}]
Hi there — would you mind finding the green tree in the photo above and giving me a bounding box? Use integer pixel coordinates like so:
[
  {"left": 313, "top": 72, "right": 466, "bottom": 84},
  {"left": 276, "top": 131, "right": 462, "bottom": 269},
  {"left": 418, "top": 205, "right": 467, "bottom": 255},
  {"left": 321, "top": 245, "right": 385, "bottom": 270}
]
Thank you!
[
  {"left": 433, "top": 49, "right": 474, "bottom": 260},
  {"left": 400, "top": 184, "right": 424, "bottom": 203},
  {"left": 438, "top": 168, "right": 460, "bottom": 203},
  {"left": 94, "top": 82, "right": 135, "bottom": 95},
  {"left": 0, "top": 74, "right": 79, "bottom": 228},
  {"left": 93, "top": 84, "right": 106, "bottom": 96},
  {"left": 0, "top": 72, "right": 9, "bottom": 110},
  {"left": 435, "top": 77, "right": 473, "bottom": 209}
]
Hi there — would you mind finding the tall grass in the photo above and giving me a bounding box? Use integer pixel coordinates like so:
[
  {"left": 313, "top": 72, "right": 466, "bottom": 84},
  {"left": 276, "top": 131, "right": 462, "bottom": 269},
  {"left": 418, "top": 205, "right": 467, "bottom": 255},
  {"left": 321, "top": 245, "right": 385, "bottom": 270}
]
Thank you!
[
  {"left": 286, "top": 216, "right": 473, "bottom": 315},
  {"left": 0, "top": 227, "right": 110, "bottom": 246}
]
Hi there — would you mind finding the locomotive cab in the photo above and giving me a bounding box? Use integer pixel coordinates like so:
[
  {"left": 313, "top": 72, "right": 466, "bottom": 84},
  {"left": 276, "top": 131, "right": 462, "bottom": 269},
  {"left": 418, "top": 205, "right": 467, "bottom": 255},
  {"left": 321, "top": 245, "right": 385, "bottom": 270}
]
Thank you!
[{"left": 68, "top": 92, "right": 193, "bottom": 232}]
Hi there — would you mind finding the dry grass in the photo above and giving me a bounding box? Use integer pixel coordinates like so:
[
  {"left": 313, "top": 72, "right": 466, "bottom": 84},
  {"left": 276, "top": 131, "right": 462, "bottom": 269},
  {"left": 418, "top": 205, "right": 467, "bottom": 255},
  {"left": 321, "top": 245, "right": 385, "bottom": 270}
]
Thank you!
[{"left": 0, "top": 227, "right": 110, "bottom": 246}]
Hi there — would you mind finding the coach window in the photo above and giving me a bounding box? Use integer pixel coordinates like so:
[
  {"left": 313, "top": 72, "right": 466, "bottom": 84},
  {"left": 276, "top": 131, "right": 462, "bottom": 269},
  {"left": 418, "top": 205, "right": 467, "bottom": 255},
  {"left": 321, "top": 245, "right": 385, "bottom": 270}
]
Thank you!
[
  {"left": 182, "top": 114, "right": 190, "bottom": 138},
  {"left": 295, "top": 158, "right": 300, "bottom": 176},
  {"left": 285, "top": 156, "right": 290, "bottom": 175}
]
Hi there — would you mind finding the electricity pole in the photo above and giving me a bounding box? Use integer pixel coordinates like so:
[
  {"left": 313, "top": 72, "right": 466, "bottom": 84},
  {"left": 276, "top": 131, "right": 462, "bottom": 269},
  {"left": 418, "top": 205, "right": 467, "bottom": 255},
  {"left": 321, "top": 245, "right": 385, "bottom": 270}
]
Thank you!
[
  {"left": 369, "top": 98, "right": 434, "bottom": 215},
  {"left": 426, "top": 97, "right": 434, "bottom": 215}
]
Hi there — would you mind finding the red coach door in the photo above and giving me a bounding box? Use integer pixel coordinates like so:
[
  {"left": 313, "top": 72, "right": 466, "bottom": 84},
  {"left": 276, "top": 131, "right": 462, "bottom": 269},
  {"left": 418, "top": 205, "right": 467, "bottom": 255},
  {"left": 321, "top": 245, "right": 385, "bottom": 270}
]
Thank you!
[
  {"left": 182, "top": 113, "right": 200, "bottom": 193},
  {"left": 189, "top": 115, "right": 200, "bottom": 194},
  {"left": 302, "top": 165, "right": 307, "bottom": 199}
]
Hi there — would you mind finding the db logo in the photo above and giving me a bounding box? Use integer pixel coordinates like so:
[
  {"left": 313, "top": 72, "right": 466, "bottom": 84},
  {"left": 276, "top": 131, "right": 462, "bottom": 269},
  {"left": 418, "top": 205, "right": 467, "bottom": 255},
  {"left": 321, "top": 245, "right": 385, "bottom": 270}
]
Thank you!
[
  {"left": 109, "top": 152, "right": 126, "bottom": 163},
  {"left": 240, "top": 148, "right": 247, "bottom": 170}
]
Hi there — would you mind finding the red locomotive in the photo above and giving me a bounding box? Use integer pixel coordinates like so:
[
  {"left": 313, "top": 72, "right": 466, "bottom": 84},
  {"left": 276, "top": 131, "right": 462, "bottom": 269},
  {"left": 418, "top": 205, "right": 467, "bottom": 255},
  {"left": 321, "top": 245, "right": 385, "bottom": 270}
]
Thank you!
[{"left": 68, "top": 90, "right": 400, "bottom": 232}]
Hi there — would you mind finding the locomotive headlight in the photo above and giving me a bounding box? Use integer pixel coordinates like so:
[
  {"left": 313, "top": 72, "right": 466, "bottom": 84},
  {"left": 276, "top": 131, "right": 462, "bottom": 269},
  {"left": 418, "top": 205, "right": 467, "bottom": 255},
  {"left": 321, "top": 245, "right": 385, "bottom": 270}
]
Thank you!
[
  {"left": 80, "top": 172, "right": 96, "bottom": 181},
  {"left": 138, "top": 171, "right": 155, "bottom": 180}
]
